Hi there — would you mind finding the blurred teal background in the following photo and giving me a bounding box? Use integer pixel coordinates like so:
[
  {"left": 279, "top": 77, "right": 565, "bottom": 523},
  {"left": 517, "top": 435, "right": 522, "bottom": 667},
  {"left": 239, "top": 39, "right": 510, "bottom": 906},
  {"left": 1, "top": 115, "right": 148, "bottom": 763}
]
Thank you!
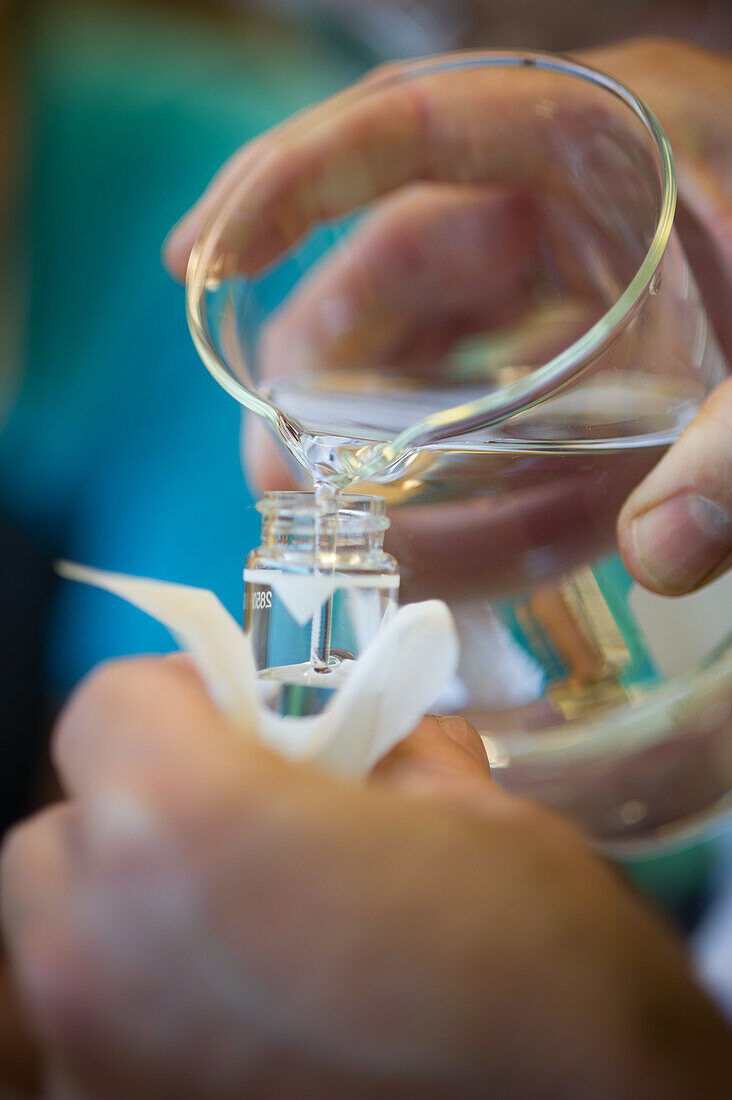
[{"left": 0, "top": 1, "right": 365, "bottom": 694}]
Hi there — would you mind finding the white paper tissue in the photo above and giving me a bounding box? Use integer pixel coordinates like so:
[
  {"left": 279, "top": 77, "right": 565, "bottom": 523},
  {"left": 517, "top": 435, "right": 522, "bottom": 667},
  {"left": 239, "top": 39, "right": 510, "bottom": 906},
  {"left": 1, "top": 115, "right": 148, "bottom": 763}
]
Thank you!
[{"left": 57, "top": 562, "right": 459, "bottom": 778}]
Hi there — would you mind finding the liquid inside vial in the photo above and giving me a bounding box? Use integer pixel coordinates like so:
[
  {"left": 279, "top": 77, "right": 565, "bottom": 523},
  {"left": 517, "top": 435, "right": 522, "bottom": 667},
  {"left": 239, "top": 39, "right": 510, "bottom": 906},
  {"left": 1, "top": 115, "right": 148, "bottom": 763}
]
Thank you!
[{"left": 258, "top": 655, "right": 355, "bottom": 717}]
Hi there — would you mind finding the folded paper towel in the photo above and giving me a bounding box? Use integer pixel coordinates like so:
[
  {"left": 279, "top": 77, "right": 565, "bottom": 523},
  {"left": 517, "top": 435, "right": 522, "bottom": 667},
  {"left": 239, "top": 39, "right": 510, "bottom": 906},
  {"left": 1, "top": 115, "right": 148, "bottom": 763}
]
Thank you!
[{"left": 57, "top": 562, "right": 459, "bottom": 778}]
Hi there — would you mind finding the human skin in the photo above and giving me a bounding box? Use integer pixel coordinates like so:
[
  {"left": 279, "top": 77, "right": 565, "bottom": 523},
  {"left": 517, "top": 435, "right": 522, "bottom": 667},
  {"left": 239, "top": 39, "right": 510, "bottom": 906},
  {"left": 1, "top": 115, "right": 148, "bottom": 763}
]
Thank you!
[
  {"left": 1, "top": 654, "right": 732, "bottom": 1100},
  {"left": 3, "top": 34, "right": 732, "bottom": 1100},
  {"left": 165, "top": 38, "right": 732, "bottom": 600}
]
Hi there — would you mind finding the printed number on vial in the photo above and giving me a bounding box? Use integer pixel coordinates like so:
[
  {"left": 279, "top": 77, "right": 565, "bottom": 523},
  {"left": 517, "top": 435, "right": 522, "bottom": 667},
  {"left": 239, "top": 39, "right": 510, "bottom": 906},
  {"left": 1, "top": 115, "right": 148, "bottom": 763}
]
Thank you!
[{"left": 251, "top": 591, "right": 273, "bottom": 610}]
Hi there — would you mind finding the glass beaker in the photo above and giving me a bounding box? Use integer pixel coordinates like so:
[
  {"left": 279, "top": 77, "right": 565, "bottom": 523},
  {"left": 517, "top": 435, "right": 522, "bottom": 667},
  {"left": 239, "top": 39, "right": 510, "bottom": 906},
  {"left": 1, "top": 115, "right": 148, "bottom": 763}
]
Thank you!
[{"left": 186, "top": 51, "right": 732, "bottom": 851}]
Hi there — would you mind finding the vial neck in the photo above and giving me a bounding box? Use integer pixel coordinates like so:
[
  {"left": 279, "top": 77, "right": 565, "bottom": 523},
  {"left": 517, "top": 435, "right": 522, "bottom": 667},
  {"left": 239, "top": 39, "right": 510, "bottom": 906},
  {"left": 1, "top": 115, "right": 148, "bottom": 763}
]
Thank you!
[{"left": 258, "top": 491, "right": 389, "bottom": 556}]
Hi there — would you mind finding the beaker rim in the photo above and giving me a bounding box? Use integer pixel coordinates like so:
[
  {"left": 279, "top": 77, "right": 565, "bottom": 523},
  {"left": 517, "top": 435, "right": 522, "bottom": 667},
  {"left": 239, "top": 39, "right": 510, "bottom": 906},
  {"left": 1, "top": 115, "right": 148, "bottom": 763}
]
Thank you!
[{"left": 186, "top": 48, "right": 676, "bottom": 454}]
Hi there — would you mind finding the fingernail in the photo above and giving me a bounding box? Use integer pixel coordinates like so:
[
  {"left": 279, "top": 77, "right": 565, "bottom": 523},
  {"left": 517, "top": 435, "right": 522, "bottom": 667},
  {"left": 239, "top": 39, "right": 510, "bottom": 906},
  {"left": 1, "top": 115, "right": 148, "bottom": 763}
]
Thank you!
[
  {"left": 434, "top": 715, "right": 488, "bottom": 768},
  {"left": 434, "top": 715, "right": 468, "bottom": 742},
  {"left": 629, "top": 493, "right": 732, "bottom": 594}
]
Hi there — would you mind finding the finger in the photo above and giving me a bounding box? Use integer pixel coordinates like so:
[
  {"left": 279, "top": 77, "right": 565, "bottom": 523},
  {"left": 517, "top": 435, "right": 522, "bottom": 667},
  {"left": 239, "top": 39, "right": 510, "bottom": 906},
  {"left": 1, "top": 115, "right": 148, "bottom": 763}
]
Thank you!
[
  {"left": 157, "top": 651, "right": 206, "bottom": 684},
  {"left": 173, "top": 62, "right": 633, "bottom": 279},
  {"left": 51, "top": 656, "right": 277, "bottom": 807},
  {"left": 618, "top": 375, "right": 732, "bottom": 595},
  {"left": 673, "top": 159, "right": 732, "bottom": 364},
  {"left": 1, "top": 805, "right": 82, "bottom": 953},
  {"left": 163, "top": 59, "right": 442, "bottom": 280},
  {"left": 162, "top": 65, "right": 429, "bottom": 280},
  {"left": 243, "top": 183, "right": 597, "bottom": 496},
  {"left": 371, "top": 715, "right": 512, "bottom": 818},
  {"left": 388, "top": 438, "right": 659, "bottom": 602},
  {"left": 578, "top": 39, "right": 732, "bottom": 360},
  {"left": 1, "top": 805, "right": 98, "bottom": 1079},
  {"left": 2, "top": 808, "right": 165, "bottom": 1100},
  {"left": 163, "top": 108, "right": 312, "bottom": 281},
  {"left": 259, "top": 184, "right": 541, "bottom": 379},
  {"left": 371, "top": 714, "right": 488, "bottom": 783},
  {"left": 163, "top": 138, "right": 268, "bottom": 280},
  {"left": 163, "top": 77, "right": 383, "bottom": 280}
]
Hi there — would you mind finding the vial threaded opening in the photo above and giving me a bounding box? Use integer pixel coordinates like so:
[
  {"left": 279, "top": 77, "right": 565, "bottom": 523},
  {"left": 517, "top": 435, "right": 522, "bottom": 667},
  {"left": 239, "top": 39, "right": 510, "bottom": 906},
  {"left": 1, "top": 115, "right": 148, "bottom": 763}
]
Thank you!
[{"left": 257, "top": 491, "right": 389, "bottom": 539}]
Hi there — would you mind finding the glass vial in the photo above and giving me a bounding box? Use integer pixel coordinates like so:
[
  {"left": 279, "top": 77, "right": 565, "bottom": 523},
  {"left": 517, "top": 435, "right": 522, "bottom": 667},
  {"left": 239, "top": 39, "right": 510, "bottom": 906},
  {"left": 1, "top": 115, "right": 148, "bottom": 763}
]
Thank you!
[{"left": 245, "top": 492, "right": 399, "bottom": 716}]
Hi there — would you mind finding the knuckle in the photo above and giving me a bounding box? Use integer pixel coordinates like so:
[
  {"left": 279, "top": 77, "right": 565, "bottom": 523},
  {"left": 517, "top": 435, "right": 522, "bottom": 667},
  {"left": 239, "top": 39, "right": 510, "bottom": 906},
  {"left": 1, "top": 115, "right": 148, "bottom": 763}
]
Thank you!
[
  {"left": 621, "top": 35, "right": 684, "bottom": 63},
  {"left": 52, "top": 657, "right": 154, "bottom": 769},
  {"left": 594, "top": 35, "right": 697, "bottom": 80}
]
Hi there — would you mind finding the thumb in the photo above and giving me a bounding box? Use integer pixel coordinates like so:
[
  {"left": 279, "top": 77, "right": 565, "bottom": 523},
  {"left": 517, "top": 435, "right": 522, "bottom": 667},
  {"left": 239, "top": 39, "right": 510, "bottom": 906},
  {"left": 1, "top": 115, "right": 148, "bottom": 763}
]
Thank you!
[
  {"left": 370, "top": 716, "right": 514, "bottom": 818},
  {"left": 618, "top": 376, "right": 732, "bottom": 595}
]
